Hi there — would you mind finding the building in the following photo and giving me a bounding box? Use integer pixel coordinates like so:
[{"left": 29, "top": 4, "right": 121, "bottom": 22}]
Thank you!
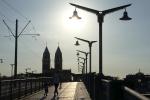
[
  {"left": 124, "top": 70, "right": 150, "bottom": 98},
  {"left": 42, "top": 46, "right": 50, "bottom": 75},
  {"left": 42, "top": 45, "right": 71, "bottom": 81},
  {"left": 54, "top": 46, "right": 62, "bottom": 71}
]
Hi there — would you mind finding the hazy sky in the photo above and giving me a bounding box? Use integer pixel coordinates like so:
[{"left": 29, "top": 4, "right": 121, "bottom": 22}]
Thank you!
[{"left": 0, "top": 0, "right": 150, "bottom": 78}]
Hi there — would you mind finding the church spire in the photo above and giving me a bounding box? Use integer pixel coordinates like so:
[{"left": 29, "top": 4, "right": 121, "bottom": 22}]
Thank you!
[
  {"left": 42, "top": 46, "right": 51, "bottom": 75},
  {"left": 54, "top": 45, "right": 62, "bottom": 71}
]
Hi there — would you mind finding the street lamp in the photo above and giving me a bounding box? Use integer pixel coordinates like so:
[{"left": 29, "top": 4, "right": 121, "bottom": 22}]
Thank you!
[
  {"left": 32, "top": 70, "right": 37, "bottom": 74},
  {"left": 75, "top": 37, "right": 97, "bottom": 73},
  {"left": 75, "top": 40, "right": 80, "bottom": 46},
  {"left": 76, "top": 52, "right": 80, "bottom": 72},
  {"left": 76, "top": 50, "right": 88, "bottom": 74},
  {"left": 25, "top": 68, "right": 31, "bottom": 78},
  {"left": 69, "top": 8, "right": 81, "bottom": 19},
  {"left": 120, "top": 9, "right": 132, "bottom": 20},
  {"left": 10, "top": 64, "right": 14, "bottom": 78},
  {"left": 78, "top": 63, "right": 84, "bottom": 74},
  {"left": 70, "top": 3, "right": 132, "bottom": 76},
  {"left": 0, "top": 59, "right": 5, "bottom": 63},
  {"left": 79, "top": 62, "right": 85, "bottom": 74},
  {"left": 78, "top": 56, "right": 86, "bottom": 74}
]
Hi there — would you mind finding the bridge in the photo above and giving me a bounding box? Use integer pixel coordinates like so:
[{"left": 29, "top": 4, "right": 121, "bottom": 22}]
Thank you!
[{"left": 0, "top": 75, "right": 149, "bottom": 100}]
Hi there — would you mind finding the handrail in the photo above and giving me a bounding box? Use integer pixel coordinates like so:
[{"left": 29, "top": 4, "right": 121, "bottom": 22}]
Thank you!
[
  {"left": 83, "top": 74, "right": 150, "bottom": 100},
  {"left": 0, "top": 77, "right": 52, "bottom": 100},
  {"left": 101, "top": 79, "right": 111, "bottom": 83},
  {"left": 123, "top": 86, "right": 150, "bottom": 100},
  {"left": 1, "top": 77, "right": 52, "bottom": 82}
]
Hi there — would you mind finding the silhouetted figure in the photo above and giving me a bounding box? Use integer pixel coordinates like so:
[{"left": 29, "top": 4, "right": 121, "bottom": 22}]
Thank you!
[
  {"left": 44, "top": 82, "right": 48, "bottom": 96},
  {"left": 59, "top": 71, "right": 62, "bottom": 89},
  {"left": 53, "top": 71, "right": 60, "bottom": 96}
]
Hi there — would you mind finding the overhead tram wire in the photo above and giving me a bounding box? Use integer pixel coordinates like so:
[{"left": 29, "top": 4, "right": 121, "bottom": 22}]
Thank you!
[
  {"left": 2, "top": 0, "right": 27, "bottom": 20},
  {"left": 1, "top": 0, "right": 38, "bottom": 35},
  {"left": 1, "top": 0, "right": 42, "bottom": 57},
  {"left": 1, "top": 0, "right": 43, "bottom": 64},
  {"left": 2, "top": 3, "right": 39, "bottom": 77},
  {"left": 0, "top": 11, "right": 14, "bottom": 23},
  {"left": 1, "top": 0, "right": 39, "bottom": 46},
  {"left": 1, "top": 0, "right": 28, "bottom": 21},
  {"left": 0, "top": 0, "right": 40, "bottom": 74},
  {"left": 0, "top": 12, "right": 13, "bottom": 39},
  {"left": 0, "top": 0, "right": 16, "bottom": 23},
  {"left": 18, "top": 37, "right": 44, "bottom": 71},
  {"left": 18, "top": 41, "right": 41, "bottom": 70},
  {"left": 19, "top": 35, "right": 42, "bottom": 59}
]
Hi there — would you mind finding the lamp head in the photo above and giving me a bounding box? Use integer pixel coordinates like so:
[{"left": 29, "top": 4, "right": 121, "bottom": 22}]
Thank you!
[
  {"left": 69, "top": 8, "right": 81, "bottom": 19},
  {"left": 75, "top": 40, "right": 80, "bottom": 46},
  {"left": 120, "top": 9, "right": 132, "bottom": 20}
]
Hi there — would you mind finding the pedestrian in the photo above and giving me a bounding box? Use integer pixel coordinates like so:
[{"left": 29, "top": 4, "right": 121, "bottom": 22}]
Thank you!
[
  {"left": 44, "top": 82, "right": 48, "bottom": 96},
  {"left": 53, "top": 71, "right": 60, "bottom": 96}
]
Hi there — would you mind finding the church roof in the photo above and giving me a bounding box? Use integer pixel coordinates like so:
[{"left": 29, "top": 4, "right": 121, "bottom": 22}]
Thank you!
[
  {"left": 55, "top": 46, "right": 62, "bottom": 56},
  {"left": 135, "top": 69, "right": 144, "bottom": 76},
  {"left": 43, "top": 46, "right": 50, "bottom": 55}
]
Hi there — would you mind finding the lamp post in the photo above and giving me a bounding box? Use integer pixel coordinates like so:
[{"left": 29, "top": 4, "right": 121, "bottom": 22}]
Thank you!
[
  {"left": 79, "top": 62, "right": 84, "bottom": 74},
  {"left": 32, "top": 70, "right": 36, "bottom": 74},
  {"left": 75, "top": 37, "right": 97, "bottom": 73},
  {"left": 78, "top": 56, "right": 86, "bottom": 74},
  {"left": 0, "top": 59, "right": 4, "bottom": 63},
  {"left": 70, "top": 3, "right": 132, "bottom": 76},
  {"left": 76, "top": 52, "right": 80, "bottom": 72},
  {"left": 77, "top": 50, "right": 88, "bottom": 74},
  {"left": 10, "top": 64, "right": 14, "bottom": 78},
  {"left": 3, "top": 19, "right": 40, "bottom": 78},
  {"left": 25, "top": 68, "right": 31, "bottom": 78}
]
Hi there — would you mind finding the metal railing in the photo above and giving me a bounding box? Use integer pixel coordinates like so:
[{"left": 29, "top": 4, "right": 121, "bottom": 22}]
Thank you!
[
  {"left": 123, "top": 86, "right": 150, "bottom": 100},
  {"left": 0, "top": 77, "right": 52, "bottom": 100},
  {"left": 82, "top": 74, "right": 150, "bottom": 100}
]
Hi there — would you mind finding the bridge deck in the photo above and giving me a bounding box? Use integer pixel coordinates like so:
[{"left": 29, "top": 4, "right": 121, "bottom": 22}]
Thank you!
[{"left": 20, "top": 82, "right": 91, "bottom": 100}]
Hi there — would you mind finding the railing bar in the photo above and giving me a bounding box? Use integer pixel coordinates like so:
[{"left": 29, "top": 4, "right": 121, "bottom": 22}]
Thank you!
[
  {"left": 0, "top": 77, "right": 52, "bottom": 99},
  {"left": 123, "top": 86, "right": 150, "bottom": 100}
]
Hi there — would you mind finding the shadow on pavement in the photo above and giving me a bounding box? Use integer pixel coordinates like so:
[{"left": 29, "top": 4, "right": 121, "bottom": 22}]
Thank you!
[
  {"left": 40, "top": 96, "right": 46, "bottom": 100},
  {"left": 51, "top": 95, "right": 59, "bottom": 100}
]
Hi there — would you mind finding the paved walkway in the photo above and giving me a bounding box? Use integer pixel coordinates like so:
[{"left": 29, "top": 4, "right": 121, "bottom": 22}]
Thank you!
[{"left": 20, "top": 82, "right": 91, "bottom": 100}]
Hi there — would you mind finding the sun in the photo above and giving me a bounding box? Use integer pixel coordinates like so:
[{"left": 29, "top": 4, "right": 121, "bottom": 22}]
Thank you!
[{"left": 66, "top": 18, "right": 84, "bottom": 29}]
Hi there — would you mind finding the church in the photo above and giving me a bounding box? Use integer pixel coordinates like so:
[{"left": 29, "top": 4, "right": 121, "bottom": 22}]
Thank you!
[{"left": 42, "top": 45, "right": 72, "bottom": 82}]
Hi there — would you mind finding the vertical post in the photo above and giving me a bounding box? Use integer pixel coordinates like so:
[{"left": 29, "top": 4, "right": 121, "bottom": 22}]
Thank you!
[
  {"left": 83, "top": 59, "right": 85, "bottom": 74},
  {"left": 0, "top": 76, "right": 1, "bottom": 99},
  {"left": 30, "top": 79, "right": 33, "bottom": 94},
  {"left": 88, "top": 43, "right": 92, "bottom": 98},
  {"left": 35, "top": 79, "right": 36, "bottom": 92},
  {"left": 98, "top": 15, "right": 103, "bottom": 76},
  {"left": 89, "top": 43, "right": 92, "bottom": 73},
  {"left": 25, "top": 78, "right": 27, "bottom": 95},
  {"left": 18, "top": 79, "right": 21, "bottom": 98},
  {"left": 14, "top": 19, "right": 18, "bottom": 79},
  {"left": 85, "top": 54, "right": 88, "bottom": 74},
  {"left": 85, "top": 54, "right": 88, "bottom": 86},
  {"left": 3, "top": 19, "right": 37, "bottom": 79},
  {"left": 39, "top": 78, "right": 41, "bottom": 90},
  {"left": 30, "top": 78, "right": 33, "bottom": 94},
  {"left": 10, "top": 80, "right": 13, "bottom": 100}
]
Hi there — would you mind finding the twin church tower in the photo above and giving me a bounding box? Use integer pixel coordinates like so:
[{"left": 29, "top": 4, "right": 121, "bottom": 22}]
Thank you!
[{"left": 42, "top": 46, "right": 62, "bottom": 74}]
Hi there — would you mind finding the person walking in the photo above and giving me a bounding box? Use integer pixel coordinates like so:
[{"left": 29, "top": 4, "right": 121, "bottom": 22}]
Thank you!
[
  {"left": 53, "top": 71, "right": 60, "bottom": 96},
  {"left": 44, "top": 82, "right": 48, "bottom": 96}
]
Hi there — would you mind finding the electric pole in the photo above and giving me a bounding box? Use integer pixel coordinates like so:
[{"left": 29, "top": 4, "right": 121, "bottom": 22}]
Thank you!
[{"left": 3, "top": 19, "right": 40, "bottom": 78}]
